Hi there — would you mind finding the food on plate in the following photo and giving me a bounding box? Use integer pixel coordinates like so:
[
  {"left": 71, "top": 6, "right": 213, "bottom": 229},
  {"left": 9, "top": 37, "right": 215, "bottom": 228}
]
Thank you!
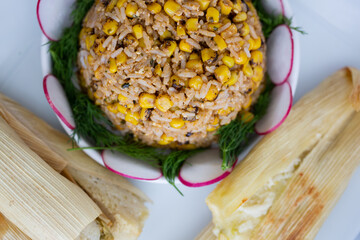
[
  {"left": 0, "top": 94, "right": 151, "bottom": 239},
  {"left": 198, "top": 68, "right": 360, "bottom": 239},
  {"left": 77, "top": 0, "right": 266, "bottom": 148}
]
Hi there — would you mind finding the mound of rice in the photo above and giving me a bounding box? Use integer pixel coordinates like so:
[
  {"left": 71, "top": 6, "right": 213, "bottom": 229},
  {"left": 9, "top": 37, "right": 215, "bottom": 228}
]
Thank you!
[{"left": 78, "top": 0, "right": 266, "bottom": 148}]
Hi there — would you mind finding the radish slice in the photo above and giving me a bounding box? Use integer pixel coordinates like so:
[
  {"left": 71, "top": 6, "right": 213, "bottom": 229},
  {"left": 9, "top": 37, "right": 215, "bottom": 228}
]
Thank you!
[
  {"left": 102, "top": 150, "right": 162, "bottom": 181},
  {"left": 260, "top": 0, "right": 292, "bottom": 18},
  {"left": 179, "top": 149, "right": 236, "bottom": 187},
  {"left": 36, "top": 0, "right": 76, "bottom": 41},
  {"left": 255, "top": 82, "right": 292, "bottom": 135},
  {"left": 43, "top": 74, "right": 75, "bottom": 130},
  {"left": 267, "top": 24, "right": 294, "bottom": 85}
]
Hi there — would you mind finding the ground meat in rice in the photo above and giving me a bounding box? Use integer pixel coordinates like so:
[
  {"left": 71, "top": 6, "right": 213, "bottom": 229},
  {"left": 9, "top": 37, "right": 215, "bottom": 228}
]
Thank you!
[{"left": 78, "top": 0, "right": 266, "bottom": 149}]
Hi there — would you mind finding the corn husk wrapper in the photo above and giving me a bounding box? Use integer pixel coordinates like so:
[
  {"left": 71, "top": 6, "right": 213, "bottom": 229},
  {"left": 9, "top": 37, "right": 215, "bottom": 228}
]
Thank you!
[
  {"left": 0, "top": 116, "right": 101, "bottom": 240},
  {"left": 204, "top": 67, "right": 360, "bottom": 239},
  {"left": 0, "top": 93, "right": 149, "bottom": 203},
  {"left": 0, "top": 213, "right": 30, "bottom": 240},
  {"left": 0, "top": 95, "right": 67, "bottom": 172}
]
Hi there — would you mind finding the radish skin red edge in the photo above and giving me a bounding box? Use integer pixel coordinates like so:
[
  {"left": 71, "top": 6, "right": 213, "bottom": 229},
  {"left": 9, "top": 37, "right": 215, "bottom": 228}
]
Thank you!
[
  {"left": 36, "top": 0, "right": 75, "bottom": 41},
  {"left": 267, "top": 24, "right": 294, "bottom": 85},
  {"left": 178, "top": 150, "right": 238, "bottom": 187},
  {"left": 102, "top": 150, "right": 163, "bottom": 181},
  {"left": 255, "top": 82, "right": 293, "bottom": 135},
  {"left": 43, "top": 74, "right": 76, "bottom": 130}
]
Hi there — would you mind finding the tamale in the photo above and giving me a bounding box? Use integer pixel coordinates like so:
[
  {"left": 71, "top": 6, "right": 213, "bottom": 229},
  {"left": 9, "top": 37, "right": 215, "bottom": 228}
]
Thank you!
[
  {"left": 205, "top": 68, "right": 360, "bottom": 239},
  {"left": 0, "top": 116, "right": 101, "bottom": 240},
  {"left": 252, "top": 112, "right": 360, "bottom": 239},
  {"left": 0, "top": 94, "right": 67, "bottom": 172}
]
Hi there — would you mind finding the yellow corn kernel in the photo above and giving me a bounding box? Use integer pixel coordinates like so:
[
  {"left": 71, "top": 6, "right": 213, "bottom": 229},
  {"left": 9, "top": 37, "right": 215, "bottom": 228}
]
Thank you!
[
  {"left": 189, "top": 53, "right": 200, "bottom": 60},
  {"left": 241, "top": 22, "right": 250, "bottom": 36},
  {"left": 160, "top": 30, "right": 172, "bottom": 41},
  {"left": 233, "top": 12, "right": 247, "bottom": 22},
  {"left": 243, "top": 96, "right": 252, "bottom": 109},
  {"left": 213, "top": 116, "right": 219, "bottom": 125},
  {"left": 186, "top": 59, "right": 203, "bottom": 74},
  {"left": 116, "top": 51, "right": 127, "bottom": 65},
  {"left": 94, "top": 38, "right": 106, "bottom": 55},
  {"left": 170, "top": 118, "right": 185, "bottom": 129},
  {"left": 222, "top": 55, "right": 235, "bottom": 68},
  {"left": 253, "top": 37, "right": 262, "bottom": 50},
  {"left": 208, "top": 23, "right": 221, "bottom": 31},
  {"left": 87, "top": 55, "right": 94, "bottom": 65},
  {"left": 154, "top": 64, "right": 162, "bottom": 76},
  {"left": 206, "top": 7, "right": 220, "bottom": 23},
  {"left": 116, "top": 0, "right": 126, "bottom": 8},
  {"left": 138, "top": 38, "right": 146, "bottom": 48},
  {"left": 252, "top": 65, "right": 264, "bottom": 82},
  {"left": 243, "top": 63, "right": 253, "bottom": 77},
  {"left": 201, "top": 48, "right": 216, "bottom": 63},
  {"left": 103, "top": 19, "right": 118, "bottom": 36},
  {"left": 214, "top": 35, "right": 227, "bottom": 51},
  {"left": 79, "top": 27, "right": 91, "bottom": 39},
  {"left": 172, "top": 14, "right": 183, "bottom": 22},
  {"left": 93, "top": 91, "right": 100, "bottom": 99},
  {"left": 224, "top": 71, "right": 238, "bottom": 86},
  {"left": 251, "top": 50, "right": 263, "bottom": 64},
  {"left": 186, "top": 18, "right": 199, "bottom": 31},
  {"left": 248, "top": 39, "right": 256, "bottom": 51},
  {"left": 219, "top": 0, "right": 233, "bottom": 15},
  {"left": 158, "top": 134, "right": 174, "bottom": 145},
  {"left": 205, "top": 85, "right": 219, "bottom": 101},
  {"left": 214, "top": 65, "right": 231, "bottom": 84},
  {"left": 140, "top": 108, "right": 147, "bottom": 120},
  {"left": 147, "top": 2, "right": 162, "bottom": 14},
  {"left": 123, "top": 34, "right": 139, "bottom": 46},
  {"left": 114, "top": 125, "right": 124, "bottom": 130},
  {"left": 163, "top": 41, "right": 177, "bottom": 57},
  {"left": 179, "top": 39, "right": 193, "bottom": 53},
  {"left": 132, "top": 24, "right": 143, "bottom": 39},
  {"left": 195, "top": 0, "right": 210, "bottom": 10},
  {"left": 85, "top": 35, "right": 97, "bottom": 50},
  {"left": 125, "top": 3, "right": 138, "bottom": 18},
  {"left": 155, "top": 95, "right": 174, "bottom": 112},
  {"left": 233, "top": 0, "right": 242, "bottom": 11},
  {"left": 223, "top": 18, "right": 231, "bottom": 24},
  {"left": 118, "top": 93, "right": 128, "bottom": 103},
  {"left": 177, "top": 25, "right": 186, "bottom": 36},
  {"left": 106, "top": 0, "right": 118, "bottom": 12},
  {"left": 109, "top": 58, "right": 117, "bottom": 73},
  {"left": 234, "top": 51, "right": 248, "bottom": 65},
  {"left": 117, "top": 104, "right": 128, "bottom": 114},
  {"left": 164, "top": 0, "right": 181, "bottom": 17},
  {"left": 220, "top": 24, "right": 237, "bottom": 38},
  {"left": 188, "top": 76, "right": 203, "bottom": 90},
  {"left": 241, "top": 111, "right": 254, "bottom": 123},
  {"left": 218, "top": 107, "right": 234, "bottom": 116},
  {"left": 170, "top": 75, "right": 184, "bottom": 89},
  {"left": 139, "top": 93, "right": 156, "bottom": 108},
  {"left": 94, "top": 66, "right": 103, "bottom": 79},
  {"left": 107, "top": 104, "right": 118, "bottom": 113},
  {"left": 125, "top": 111, "right": 140, "bottom": 125}
]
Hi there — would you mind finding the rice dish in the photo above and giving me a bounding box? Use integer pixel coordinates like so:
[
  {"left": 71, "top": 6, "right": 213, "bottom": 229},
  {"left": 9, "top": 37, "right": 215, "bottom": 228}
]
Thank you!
[{"left": 78, "top": 0, "right": 266, "bottom": 148}]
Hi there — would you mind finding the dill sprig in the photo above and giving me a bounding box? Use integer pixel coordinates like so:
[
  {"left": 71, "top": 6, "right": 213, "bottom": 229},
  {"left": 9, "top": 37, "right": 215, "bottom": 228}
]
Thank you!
[
  {"left": 217, "top": 77, "right": 273, "bottom": 170},
  {"left": 162, "top": 149, "right": 204, "bottom": 195}
]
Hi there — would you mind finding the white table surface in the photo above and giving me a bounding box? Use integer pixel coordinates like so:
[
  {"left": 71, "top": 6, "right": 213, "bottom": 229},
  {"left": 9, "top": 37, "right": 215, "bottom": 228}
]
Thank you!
[{"left": 1, "top": 0, "right": 360, "bottom": 239}]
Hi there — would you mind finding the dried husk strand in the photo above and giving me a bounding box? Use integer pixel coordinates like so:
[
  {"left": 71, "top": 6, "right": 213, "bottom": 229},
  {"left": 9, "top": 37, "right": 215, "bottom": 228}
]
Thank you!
[
  {"left": 0, "top": 116, "right": 101, "bottom": 240},
  {"left": 0, "top": 213, "right": 31, "bottom": 240}
]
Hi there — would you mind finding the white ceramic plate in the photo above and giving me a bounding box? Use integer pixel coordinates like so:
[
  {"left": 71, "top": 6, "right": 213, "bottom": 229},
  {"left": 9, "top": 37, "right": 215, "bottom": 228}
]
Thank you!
[{"left": 39, "top": 0, "right": 300, "bottom": 185}]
